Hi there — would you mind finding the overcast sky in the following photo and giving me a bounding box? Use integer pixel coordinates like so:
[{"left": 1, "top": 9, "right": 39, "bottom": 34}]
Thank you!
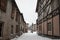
[{"left": 15, "top": 0, "right": 38, "bottom": 25}]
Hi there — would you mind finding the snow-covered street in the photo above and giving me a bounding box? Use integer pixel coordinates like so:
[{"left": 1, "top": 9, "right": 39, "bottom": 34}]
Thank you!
[{"left": 11, "top": 31, "right": 60, "bottom": 40}]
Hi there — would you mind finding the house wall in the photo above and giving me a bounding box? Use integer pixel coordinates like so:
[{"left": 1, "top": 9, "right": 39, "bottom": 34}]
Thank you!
[{"left": 36, "top": 0, "right": 60, "bottom": 37}]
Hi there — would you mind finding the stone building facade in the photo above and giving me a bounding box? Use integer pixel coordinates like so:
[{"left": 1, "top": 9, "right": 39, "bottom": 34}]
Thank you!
[
  {"left": 30, "top": 24, "right": 37, "bottom": 32},
  {"left": 0, "top": 0, "right": 26, "bottom": 40},
  {"left": 10, "top": 0, "right": 21, "bottom": 38},
  {"left": 25, "top": 23, "right": 28, "bottom": 33},
  {"left": 36, "top": 0, "right": 60, "bottom": 37},
  {"left": 20, "top": 13, "right": 28, "bottom": 33}
]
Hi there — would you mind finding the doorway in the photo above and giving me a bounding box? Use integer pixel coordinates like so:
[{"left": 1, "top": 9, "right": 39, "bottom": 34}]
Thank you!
[{"left": 0, "top": 23, "right": 3, "bottom": 37}]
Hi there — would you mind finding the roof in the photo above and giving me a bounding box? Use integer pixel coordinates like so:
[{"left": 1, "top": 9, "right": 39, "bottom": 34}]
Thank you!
[
  {"left": 36, "top": 0, "right": 41, "bottom": 12},
  {"left": 11, "top": 0, "right": 26, "bottom": 24},
  {"left": 20, "top": 13, "right": 26, "bottom": 24},
  {"left": 11, "top": 0, "right": 21, "bottom": 14}
]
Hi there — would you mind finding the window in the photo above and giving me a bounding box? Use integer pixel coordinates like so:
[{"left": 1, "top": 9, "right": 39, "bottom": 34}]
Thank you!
[
  {"left": 40, "top": 0, "right": 44, "bottom": 4},
  {"left": 11, "top": 25, "right": 13, "bottom": 34},
  {"left": 16, "top": 25, "right": 19, "bottom": 33},
  {"left": 16, "top": 12, "right": 19, "bottom": 21},
  {"left": 39, "top": 24, "right": 42, "bottom": 31},
  {"left": 43, "top": 8, "right": 47, "bottom": 17},
  {"left": 11, "top": 3, "right": 15, "bottom": 19},
  {"left": 0, "top": 0, "right": 7, "bottom": 12},
  {"left": 48, "top": 22, "right": 52, "bottom": 31},
  {"left": 47, "top": 6, "right": 51, "bottom": 14}
]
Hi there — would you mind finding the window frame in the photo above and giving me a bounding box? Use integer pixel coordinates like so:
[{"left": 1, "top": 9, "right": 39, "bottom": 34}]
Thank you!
[
  {"left": 11, "top": 3, "right": 16, "bottom": 19},
  {"left": 47, "top": 22, "right": 52, "bottom": 31},
  {"left": 11, "top": 25, "right": 13, "bottom": 34}
]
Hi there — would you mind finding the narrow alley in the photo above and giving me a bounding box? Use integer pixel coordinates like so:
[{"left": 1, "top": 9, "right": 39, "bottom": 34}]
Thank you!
[
  {"left": 0, "top": 0, "right": 60, "bottom": 40},
  {"left": 11, "top": 31, "right": 59, "bottom": 40}
]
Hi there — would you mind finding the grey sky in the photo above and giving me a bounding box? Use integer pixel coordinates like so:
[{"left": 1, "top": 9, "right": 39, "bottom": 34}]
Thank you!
[{"left": 15, "top": 0, "right": 37, "bottom": 25}]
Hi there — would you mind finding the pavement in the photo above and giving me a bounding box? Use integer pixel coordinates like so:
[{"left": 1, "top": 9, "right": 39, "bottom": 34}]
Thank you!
[{"left": 11, "top": 31, "right": 60, "bottom": 40}]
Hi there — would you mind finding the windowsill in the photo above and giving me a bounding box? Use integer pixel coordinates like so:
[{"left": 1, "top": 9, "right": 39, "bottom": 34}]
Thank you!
[
  {"left": 48, "top": 31, "right": 52, "bottom": 32},
  {"left": 0, "top": 37, "right": 3, "bottom": 39}
]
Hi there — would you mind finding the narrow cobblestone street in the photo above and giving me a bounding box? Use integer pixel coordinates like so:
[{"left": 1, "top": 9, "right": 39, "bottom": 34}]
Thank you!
[{"left": 11, "top": 31, "right": 60, "bottom": 40}]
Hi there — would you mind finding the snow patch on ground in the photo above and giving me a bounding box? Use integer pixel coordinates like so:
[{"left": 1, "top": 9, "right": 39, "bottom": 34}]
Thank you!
[{"left": 11, "top": 31, "right": 60, "bottom": 40}]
